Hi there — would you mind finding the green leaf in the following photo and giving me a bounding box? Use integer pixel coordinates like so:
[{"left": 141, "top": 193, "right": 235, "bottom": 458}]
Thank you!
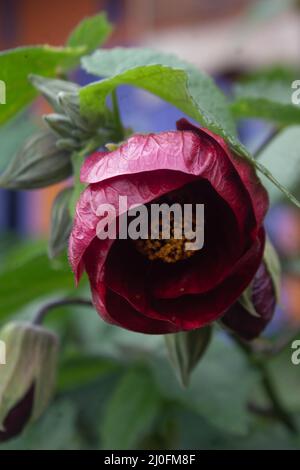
[
  {"left": 256, "top": 126, "right": 300, "bottom": 205},
  {"left": 0, "top": 46, "right": 84, "bottom": 126},
  {"left": 165, "top": 326, "right": 212, "bottom": 387},
  {"left": 49, "top": 187, "right": 73, "bottom": 259},
  {"left": 150, "top": 335, "right": 259, "bottom": 435},
  {"left": 101, "top": 367, "right": 162, "bottom": 449},
  {"left": 67, "top": 13, "right": 112, "bottom": 54},
  {"left": 0, "top": 13, "right": 112, "bottom": 126},
  {"left": 231, "top": 79, "right": 300, "bottom": 126},
  {"left": 0, "top": 254, "right": 74, "bottom": 322},
  {"left": 80, "top": 48, "right": 243, "bottom": 150},
  {"left": 80, "top": 48, "right": 300, "bottom": 208},
  {"left": 57, "top": 355, "right": 122, "bottom": 392}
]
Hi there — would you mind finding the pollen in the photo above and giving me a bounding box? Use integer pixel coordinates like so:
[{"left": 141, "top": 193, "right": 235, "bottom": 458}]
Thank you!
[
  {"left": 135, "top": 237, "right": 196, "bottom": 263},
  {"left": 134, "top": 212, "right": 199, "bottom": 263}
]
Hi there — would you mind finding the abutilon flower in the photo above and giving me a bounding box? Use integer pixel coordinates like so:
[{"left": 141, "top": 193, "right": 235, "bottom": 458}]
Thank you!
[{"left": 69, "top": 119, "right": 270, "bottom": 335}]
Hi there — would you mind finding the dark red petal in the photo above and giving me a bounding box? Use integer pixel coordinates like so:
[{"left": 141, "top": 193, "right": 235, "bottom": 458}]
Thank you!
[
  {"left": 176, "top": 118, "right": 269, "bottom": 227},
  {"left": 221, "top": 261, "right": 276, "bottom": 340},
  {"left": 0, "top": 385, "right": 34, "bottom": 442},
  {"left": 80, "top": 130, "right": 254, "bottom": 236},
  {"left": 69, "top": 170, "right": 193, "bottom": 282},
  {"left": 102, "top": 228, "right": 264, "bottom": 332},
  {"left": 150, "top": 229, "right": 265, "bottom": 330},
  {"left": 104, "top": 290, "right": 179, "bottom": 334},
  {"left": 84, "top": 237, "right": 179, "bottom": 331},
  {"left": 104, "top": 180, "right": 242, "bottom": 302},
  {"left": 149, "top": 179, "right": 243, "bottom": 298},
  {"left": 80, "top": 131, "right": 202, "bottom": 184}
]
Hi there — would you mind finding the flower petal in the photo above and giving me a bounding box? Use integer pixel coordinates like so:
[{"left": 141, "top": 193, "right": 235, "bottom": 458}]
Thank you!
[
  {"left": 176, "top": 118, "right": 269, "bottom": 227},
  {"left": 69, "top": 170, "right": 193, "bottom": 282},
  {"left": 221, "top": 261, "right": 276, "bottom": 340}
]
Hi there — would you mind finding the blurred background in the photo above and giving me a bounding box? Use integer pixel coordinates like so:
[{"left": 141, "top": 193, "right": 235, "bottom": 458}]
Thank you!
[{"left": 1, "top": 0, "right": 300, "bottom": 450}]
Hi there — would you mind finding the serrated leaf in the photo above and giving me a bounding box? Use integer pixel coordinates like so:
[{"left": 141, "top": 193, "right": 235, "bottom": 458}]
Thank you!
[
  {"left": 67, "top": 13, "right": 112, "bottom": 54},
  {"left": 80, "top": 48, "right": 300, "bottom": 208},
  {"left": 165, "top": 326, "right": 212, "bottom": 387},
  {"left": 101, "top": 367, "right": 161, "bottom": 450},
  {"left": 48, "top": 187, "right": 73, "bottom": 259},
  {"left": 80, "top": 47, "right": 245, "bottom": 152}
]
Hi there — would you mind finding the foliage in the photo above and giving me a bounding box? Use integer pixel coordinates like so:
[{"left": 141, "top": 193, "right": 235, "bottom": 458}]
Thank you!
[{"left": 0, "top": 12, "right": 300, "bottom": 450}]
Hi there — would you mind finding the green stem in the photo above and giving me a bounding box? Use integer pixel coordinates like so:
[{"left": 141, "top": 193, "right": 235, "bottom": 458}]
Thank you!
[
  {"left": 259, "top": 360, "right": 297, "bottom": 434},
  {"left": 111, "top": 89, "right": 124, "bottom": 141},
  {"left": 33, "top": 297, "right": 93, "bottom": 326},
  {"left": 233, "top": 336, "right": 297, "bottom": 434},
  {"left": 240, "top": 328, "right": 300, "bottom": 358}
]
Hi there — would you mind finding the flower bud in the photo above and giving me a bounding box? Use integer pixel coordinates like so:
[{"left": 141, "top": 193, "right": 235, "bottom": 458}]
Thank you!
[
  {"left": 0, "top": 322, "right": 59, "bottom": 442},
  {"left": 0, "top": 130, "right": 72, "bottom": 189},
  {"left": 43, "top": 113, "right": 75, "bottom": 138},
  {"left": 57, "top": 92, "right": 90, "bottom": 132},
  {"left": 29, "top": 74, "right": 79, "bottom": 113},
  {"left": 221, "top": 239, "right": 280, "bottom": 340}
]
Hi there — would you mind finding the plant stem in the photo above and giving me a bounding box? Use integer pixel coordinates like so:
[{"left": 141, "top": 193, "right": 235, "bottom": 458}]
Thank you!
[
  {"left": 258, "top": 360, "right": 297, "bottom": 433},
  {"left": 233, "top": 335, "right": 297, "bottom": 434},
  {"left": 111, "top": 89, "right": 124, "bottom": 141},
  {"left": 253, "top": 128, "right": 281, "bottom": 158},
  {"left": 33, "top": 297, "right": 93, "bottom": 326},
  {"left": 240, "top": 329, "right": 300, "bottom": 358}
]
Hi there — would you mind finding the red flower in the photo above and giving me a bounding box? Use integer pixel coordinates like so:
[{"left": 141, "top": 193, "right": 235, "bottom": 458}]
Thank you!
[{"left": 69, "top": 119, "right": 268, "bottom": 334}]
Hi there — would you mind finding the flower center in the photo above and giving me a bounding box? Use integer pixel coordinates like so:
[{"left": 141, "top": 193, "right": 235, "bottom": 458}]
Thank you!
[
  {"left": 133, "top": 209, "right": 200, "bottom": 263},
  {"left": 134, "top": 236, "right": 196, "bottom": 263}
]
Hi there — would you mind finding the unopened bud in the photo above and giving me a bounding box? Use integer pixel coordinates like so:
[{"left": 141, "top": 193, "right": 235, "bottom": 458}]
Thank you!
[
  {"left": 29, "top": 74, "right": 79, "bottom": 113},
  {"left": 0, "top": 322, "right": 59, "bottom": 442},
  {"left": 0, "top": 130, "right": 72, "bottom": 190},
  {"left": 43, "top": 113, "right": 74, "bottom": 139}
]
